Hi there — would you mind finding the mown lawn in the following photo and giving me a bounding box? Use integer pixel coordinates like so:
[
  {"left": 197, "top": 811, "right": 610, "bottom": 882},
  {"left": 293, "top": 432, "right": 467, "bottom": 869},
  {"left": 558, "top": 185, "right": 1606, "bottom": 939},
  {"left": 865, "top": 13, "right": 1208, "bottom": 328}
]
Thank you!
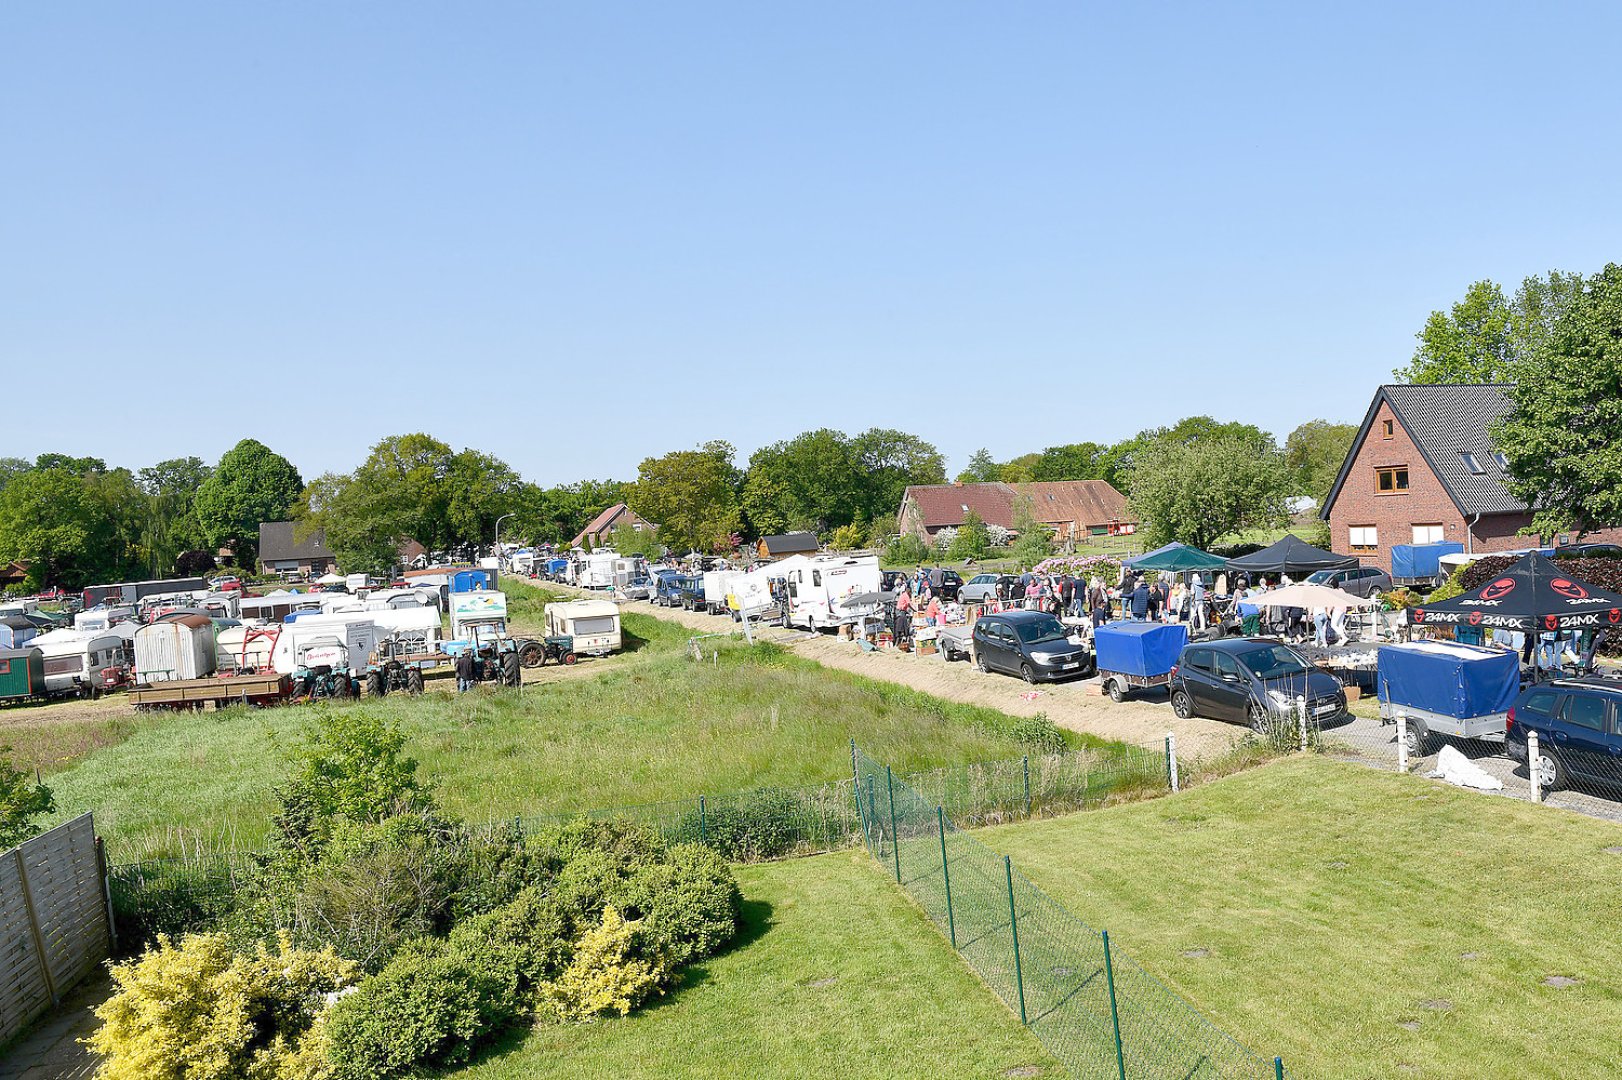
[
  {"left": 452, "top": 851, "right": 1060, "bottom": 1080},
  {"left": 47, "top": 639, "right": 1104, "bottom": 860},
  {"left": 985, "top": 756, "right": 1622, "bottom": 1079}
]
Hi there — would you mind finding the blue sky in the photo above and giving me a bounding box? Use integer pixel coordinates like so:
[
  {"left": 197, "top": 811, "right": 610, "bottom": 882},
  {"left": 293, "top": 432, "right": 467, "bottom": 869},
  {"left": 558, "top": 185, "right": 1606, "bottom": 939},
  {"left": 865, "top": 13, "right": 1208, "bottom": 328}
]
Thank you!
[{"left": 4, "top": 3, "right": 1620, "bottom": 485}]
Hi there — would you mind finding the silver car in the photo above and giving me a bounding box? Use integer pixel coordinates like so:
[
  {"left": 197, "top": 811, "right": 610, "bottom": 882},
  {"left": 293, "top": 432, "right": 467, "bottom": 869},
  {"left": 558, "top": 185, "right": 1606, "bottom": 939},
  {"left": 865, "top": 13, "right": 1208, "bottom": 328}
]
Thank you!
[{"left": 1305, "top": 566, "right": 1391, "bottom": 598}]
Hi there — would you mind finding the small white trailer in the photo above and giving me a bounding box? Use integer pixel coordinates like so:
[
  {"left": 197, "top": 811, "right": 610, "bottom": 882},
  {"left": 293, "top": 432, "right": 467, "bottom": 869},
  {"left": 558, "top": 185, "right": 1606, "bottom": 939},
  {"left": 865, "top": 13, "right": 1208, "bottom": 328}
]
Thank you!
[
  {"left": 31, "top": 628, "right": 126, "bottom": 697},
  {"left": 270, "top": 614, "right": 380, "bottom": 676},
  {"left": 134, "top": 614, "right": 218, "bottom": 683},
  {"left": 579, "top": 551, "right": 619, "bottom": 589},
  {"left": 545, "top": 600, "right": 622, "bottom": 656},
  {"left": 701, "top": 570, "right": 745, "bottom": 615}
]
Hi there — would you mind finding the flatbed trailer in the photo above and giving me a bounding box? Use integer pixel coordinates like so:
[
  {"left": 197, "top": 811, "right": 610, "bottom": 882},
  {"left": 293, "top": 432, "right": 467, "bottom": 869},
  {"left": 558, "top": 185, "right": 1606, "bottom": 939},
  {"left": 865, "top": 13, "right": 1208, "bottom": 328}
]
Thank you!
[{"left": 130, "top": 672, "right": 292, "bottom": 711}]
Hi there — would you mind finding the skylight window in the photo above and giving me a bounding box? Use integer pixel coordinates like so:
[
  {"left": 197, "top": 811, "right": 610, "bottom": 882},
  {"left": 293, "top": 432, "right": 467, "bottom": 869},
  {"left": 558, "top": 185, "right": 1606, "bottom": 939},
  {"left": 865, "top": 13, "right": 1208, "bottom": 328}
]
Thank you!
[
  {"left": 1493, "top": 451, "right": 1509, "bottom": 470},
  {"left": 1461, "top": 451, "right": 1486, "bottom": 475}
]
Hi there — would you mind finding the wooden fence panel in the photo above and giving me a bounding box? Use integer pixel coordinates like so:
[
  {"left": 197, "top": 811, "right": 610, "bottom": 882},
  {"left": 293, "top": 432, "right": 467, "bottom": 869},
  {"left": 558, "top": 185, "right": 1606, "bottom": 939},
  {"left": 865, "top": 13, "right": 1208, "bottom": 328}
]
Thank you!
[{"left": 0, "top": 814, "right": 111, "bottom": 1047}]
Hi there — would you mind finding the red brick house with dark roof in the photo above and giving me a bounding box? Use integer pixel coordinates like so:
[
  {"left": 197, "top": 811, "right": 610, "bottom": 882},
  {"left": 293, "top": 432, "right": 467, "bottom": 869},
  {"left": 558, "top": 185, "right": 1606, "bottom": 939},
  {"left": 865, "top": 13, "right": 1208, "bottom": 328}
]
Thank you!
[
  {"left": 897, "top": 480, "right": 1133, "bottom": 542},
  {"left": 1321, "top": 384, "right": 1622, "bottom": 573},
  {"left": 570, "top": 503, "right": 657, "bottom": 550}
]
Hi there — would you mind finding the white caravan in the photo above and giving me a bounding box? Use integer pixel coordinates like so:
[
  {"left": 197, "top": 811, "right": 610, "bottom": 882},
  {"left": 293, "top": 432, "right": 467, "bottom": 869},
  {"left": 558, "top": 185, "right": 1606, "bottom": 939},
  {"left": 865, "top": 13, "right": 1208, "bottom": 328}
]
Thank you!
[
  {"left": 578, "top": 551, "right": 620, "bottom": 589},
  {"left": 701, "top": 570, "right": 745, "bottom": 615},
  {"left": 544, "top": 600, "right": 622, "bottom": 656},
  {"left": 31, "top": 628, "right": 125, "bottom": 696},
  {"left": 781, "top": 555, "right": 884, "bottom": 630}
]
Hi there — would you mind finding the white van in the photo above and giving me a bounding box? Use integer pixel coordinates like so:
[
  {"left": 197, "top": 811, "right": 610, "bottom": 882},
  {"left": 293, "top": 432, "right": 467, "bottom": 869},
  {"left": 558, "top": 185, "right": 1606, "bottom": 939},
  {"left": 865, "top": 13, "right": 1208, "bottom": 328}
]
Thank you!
[
  {"left": 544, "top": 600, "right": 622, "bottom": 656},
  {"left": 270, "top": 615, "right": 380, "bottom": 675}
]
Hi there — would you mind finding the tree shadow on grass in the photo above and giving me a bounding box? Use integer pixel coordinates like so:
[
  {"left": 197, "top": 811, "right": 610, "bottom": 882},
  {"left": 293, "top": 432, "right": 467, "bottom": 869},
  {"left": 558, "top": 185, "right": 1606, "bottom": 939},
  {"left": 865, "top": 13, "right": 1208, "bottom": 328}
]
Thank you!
[{"left": 446, "top": 898, "right": 776, "bottom": 1072}]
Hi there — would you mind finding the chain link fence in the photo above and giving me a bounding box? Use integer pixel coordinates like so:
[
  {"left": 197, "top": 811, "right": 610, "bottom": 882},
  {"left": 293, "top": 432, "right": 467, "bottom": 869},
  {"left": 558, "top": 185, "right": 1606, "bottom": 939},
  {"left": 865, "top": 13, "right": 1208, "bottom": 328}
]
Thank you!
[{"left": 854, "top": 745, "right": 1292, "bottom": 1080}]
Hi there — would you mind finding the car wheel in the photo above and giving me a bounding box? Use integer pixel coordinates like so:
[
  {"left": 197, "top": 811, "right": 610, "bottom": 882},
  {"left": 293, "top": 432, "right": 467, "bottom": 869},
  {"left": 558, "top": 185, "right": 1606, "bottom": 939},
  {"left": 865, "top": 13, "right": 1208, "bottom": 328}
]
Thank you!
[
  {"left": 976, "top": 651, "right": 990, "bottom": 674},
  {"left": 1107, "top": 678, "right": 1124, "bottom": 703},
  {"left": 1534, "top": 744, "right": 1566, "bottom": 791},
  {"left": 1172, "top": 689, "right": 1194, "bottom": 719},
  {"left": 1403, "top": 720, "right": 1430, "bottom": 758},
  {"left": 1020, "top": 663, "right": 1037, "bottom": 684},
  {"left": 1247, "top": 702, "right": 1271, "bottom": 736}
]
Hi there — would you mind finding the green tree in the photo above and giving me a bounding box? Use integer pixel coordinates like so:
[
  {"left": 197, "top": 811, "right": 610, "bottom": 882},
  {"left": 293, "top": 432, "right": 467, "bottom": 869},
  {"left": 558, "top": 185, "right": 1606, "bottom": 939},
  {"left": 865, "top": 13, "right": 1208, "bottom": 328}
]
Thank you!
[
  {"left": 998, "top": 453, "right": 1042, "bottom": 484},
  {"left": 947, "top": 510, "right": 990, "bottom": 561},
  {"left": 609, "top": 521, "right": 664, "bottom": 558},
  {"left": 1008, "top": 495, "right": 1053, "bottom": 567},
  {"left": 444, "top": 449, "right": 526, "bottom": 553},
  {"left": 0, "top": 458, "right": 31, "bottom": 494},
  {"left": 850, "top": 428, "right": 946, "bottom": 523},
  {"left": 33, "top": 453, "right": 107, "bottom": 475},
  {"left": 739, "top": 470, "right": 789, "bottom": 538},
  {"left": 0, "top": 468, "right": 127, "bottom": 589},
  {"left": 955, "top": 448, "right": 1001, "bottom": 483},
  {"left": 1395, "top": 272, "right": 1583, "bottom": 385},
  {"left": 1126, "top": 436, "right": 1290, "bottom": 551},
  {"left": 0, "top": 748, "right": 55, "bottom": 849},
  {"left": 137, "top": 457, "right": 212, "bottom": 576},
  {"left": 195, "top": 439, "right": 304, "bottom": 564},
  {"left": 1493, "top": 263, "right": 1622, "bottom": 538},
  {"left": 1031, "top": 442, "right": 1105, "bottom": 481},
  {"left": 1282, "top": 420, "right": 1357, "bottom": 504},
  {"left": 743, "top": 429, "right": 863, "bottom": 533},
  {"left": 630, "top": 441, "right": 742, "bottom": 553}
]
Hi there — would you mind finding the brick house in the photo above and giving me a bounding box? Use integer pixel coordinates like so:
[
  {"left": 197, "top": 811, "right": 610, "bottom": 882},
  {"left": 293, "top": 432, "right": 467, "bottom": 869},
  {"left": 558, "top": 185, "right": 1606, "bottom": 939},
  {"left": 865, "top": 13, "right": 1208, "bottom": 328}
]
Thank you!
[
  {"left": 897, "top": 480, "right": 1134, "bottom": 542},
  {"left": 1321, "top": 384, "right": 1622, "bottom": 573},
  {"left": 257, "top": 522, "right": 336, "bottom": 580},
  {"left": 569, "top": 503, "right": 657, "bottom": 550}
]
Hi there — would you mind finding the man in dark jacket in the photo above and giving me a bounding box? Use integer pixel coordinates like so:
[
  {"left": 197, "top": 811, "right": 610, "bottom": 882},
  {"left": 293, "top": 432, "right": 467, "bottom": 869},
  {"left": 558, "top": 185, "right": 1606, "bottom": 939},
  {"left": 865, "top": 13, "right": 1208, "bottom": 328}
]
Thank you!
[
  {"left": 455, "top": 649, "right": 477, "bottom": 692},
  {"left": 1130, "top": 581, "right": 1152, "bottom": 620}
]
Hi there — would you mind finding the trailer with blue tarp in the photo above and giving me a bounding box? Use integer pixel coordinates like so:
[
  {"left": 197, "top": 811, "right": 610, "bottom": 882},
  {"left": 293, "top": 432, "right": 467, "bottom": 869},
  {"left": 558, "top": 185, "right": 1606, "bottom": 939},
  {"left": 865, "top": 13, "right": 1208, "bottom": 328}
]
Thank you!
[
  {"left": 1094, "top": 621, "right": 1188, "bottom": 702},
  {"left": 1390, "top": 542, "right": 1464, "bottom": 586},
  {"left": 1377, "top": 640, "right": 1520, "bottom": 755}
]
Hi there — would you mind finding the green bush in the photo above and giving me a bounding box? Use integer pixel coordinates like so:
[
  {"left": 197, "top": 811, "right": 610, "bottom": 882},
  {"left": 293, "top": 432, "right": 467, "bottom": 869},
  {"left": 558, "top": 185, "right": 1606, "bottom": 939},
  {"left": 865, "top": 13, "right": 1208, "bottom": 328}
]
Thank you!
[
  {"left": 678, "top": 788, "right": 805, "bottom": 862},
  {"left": 88, "top": 932, "right": 357, "bottom": 1080},
  {"left": 998, "top": 712, "right": 1068, "bottom": 753},
  {"left": 613, "top": 842, "right": 740, "bottom": 965},
  {"left": 885, "top": 533, "right": 930, "bottom": 566},
  {"left": 541, "top": 906, "right": 673, "bottom": 1022},
  {"left": 0, "top": 745, "right": 55, "bottom": 849},
  {"left": 273, "top": 710, "right": 434, "bottom": 855}
]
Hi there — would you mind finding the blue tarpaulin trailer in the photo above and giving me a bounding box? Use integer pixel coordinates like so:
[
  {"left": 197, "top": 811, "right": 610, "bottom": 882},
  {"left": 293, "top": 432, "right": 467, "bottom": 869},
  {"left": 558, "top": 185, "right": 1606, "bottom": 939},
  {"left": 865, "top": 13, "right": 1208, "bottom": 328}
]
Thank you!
[
  {"left": 1377, "top": 640, "right": 1520, "bottom": 754},
  {"left": 1390, "top": 542, "right": 1464, "bottom": 584},
  {"left": 1094, "top": 621, "right": 1188, "bottom": 701}
]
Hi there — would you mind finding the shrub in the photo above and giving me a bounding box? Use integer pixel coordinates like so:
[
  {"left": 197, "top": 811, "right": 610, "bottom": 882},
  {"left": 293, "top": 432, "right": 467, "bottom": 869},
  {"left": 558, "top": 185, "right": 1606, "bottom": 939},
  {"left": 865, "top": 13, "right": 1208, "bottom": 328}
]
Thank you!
[
  {"left": 828, "top": 522, "right": 866, "bottom": 551},
  {"left": 88, "top": 932, "right": 357, "bottom": 1080},
  {"left": 998, "top": 712, "right": 1068, "bottom": 753},
  {"left": 885, "top": 533, "right": 930, "bottom": 566},
  {"left": 681, "top": 787, "right": 805, "bottom": 862},
  {"left": 613, "top": 843, "right": 740, "bottom": 965},
  {"left": 273, "top": 711, "right": 434, "bottom": 855},
  {"left": 0, "top": 746, "right": 55, "bottom": 849},
  {"left": 541, "top": 907, "right": 673, "bottom": 1022}
]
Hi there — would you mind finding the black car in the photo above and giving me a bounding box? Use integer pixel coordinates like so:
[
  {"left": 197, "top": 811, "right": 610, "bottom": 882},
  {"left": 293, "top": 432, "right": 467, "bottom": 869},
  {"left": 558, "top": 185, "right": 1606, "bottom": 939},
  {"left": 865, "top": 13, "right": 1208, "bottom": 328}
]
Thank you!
[
  {"left": 971, "top": 611, "right": 1094, "bottom": 683},
  {"left": 1169, "top": 639, "right": 1347, "bottom": 732},
  {"left": 1505, "top": 677, "right": 1622, "bottom": 791}
]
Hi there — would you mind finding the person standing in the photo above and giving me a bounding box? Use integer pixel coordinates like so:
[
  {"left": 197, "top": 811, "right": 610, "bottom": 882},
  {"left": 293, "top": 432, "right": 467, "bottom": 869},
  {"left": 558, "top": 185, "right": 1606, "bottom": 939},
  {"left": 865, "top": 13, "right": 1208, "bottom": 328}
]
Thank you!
[
  {"left": 1189, "top": 573, "right": 1206, "bottom": 631},
  {"left": 1130, "top": 579, "right": 1151, "bottom": 620},
  {"left": 455, "top": 648, "right": 476, "bottom": 693}
]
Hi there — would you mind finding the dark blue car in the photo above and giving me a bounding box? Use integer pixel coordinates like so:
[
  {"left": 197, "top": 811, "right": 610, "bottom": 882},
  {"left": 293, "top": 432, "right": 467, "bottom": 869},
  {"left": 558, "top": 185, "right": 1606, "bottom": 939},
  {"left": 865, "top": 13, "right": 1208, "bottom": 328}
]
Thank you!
[{"left": 1505, "top": 678, "right": 1622, "bottom": 791}]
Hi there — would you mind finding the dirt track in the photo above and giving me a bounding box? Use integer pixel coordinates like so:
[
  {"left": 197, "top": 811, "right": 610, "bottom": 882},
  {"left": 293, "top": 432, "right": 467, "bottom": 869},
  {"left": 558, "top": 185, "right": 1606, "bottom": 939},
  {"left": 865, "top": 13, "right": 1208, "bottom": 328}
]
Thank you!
[{"left": 556, "top": 584, "right": 1248, "bottom": 758}]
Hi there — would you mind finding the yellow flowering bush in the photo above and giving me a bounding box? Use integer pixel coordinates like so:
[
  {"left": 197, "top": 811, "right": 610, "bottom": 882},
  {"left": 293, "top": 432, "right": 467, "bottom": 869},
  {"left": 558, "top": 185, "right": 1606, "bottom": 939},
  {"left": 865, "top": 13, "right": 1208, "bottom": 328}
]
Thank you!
[{"left": 87, "top": 932, "right": 357, "bottom": 1080}]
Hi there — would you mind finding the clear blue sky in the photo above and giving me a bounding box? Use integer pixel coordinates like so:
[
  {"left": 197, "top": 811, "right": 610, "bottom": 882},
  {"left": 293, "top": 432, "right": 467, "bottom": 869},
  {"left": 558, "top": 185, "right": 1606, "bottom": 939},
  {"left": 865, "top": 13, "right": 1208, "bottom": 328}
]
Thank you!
[{"left": 5, "top": 3, "right": 1620, "bottom": 485}]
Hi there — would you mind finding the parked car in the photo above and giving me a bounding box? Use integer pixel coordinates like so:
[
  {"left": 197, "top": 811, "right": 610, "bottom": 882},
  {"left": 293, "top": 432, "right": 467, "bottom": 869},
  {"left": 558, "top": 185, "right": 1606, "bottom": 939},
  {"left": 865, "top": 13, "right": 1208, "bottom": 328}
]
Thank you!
[
  {"left": 926, "top": 568, "right": 964, "bottom": 601},
  {"left": 1504, "top": 678, "right": 1622, "bottom": 791},
  {"left": 880, "top": 570, "right": 910, "bottom": 592},
  {"left": 970, "top": 610, "right": 1094, "bottom": 683},
  {"left": 959, "top": 573, "right": 1017, "bottom": 605},
  {"left": 1304, "top": 566, "right": 1392, "bottom": 598},
  {"left": 1169, "top": 638, "right": 1347, "bottom": 732},
  {"left": 1555, "top": 543, "right": 1622, "bottom": 559}
]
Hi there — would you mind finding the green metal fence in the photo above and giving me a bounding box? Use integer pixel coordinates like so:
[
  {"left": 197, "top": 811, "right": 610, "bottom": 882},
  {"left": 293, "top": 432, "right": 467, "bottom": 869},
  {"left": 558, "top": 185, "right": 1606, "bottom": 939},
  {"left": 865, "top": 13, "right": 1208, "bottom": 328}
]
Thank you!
[{"left": 854, "top": 744, "right": 1292, "bottom": 1080}]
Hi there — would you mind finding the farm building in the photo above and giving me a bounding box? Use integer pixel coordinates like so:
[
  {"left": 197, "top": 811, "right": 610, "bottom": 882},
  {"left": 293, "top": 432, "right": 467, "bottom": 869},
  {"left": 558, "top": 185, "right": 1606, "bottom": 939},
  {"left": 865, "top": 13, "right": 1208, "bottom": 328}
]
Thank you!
[
  {"left": 258, "top": 522, "right": 336, "bottom": 580},
  {"left": 570, "top": 503, "right": 657, "bottom": 549},
  {"left": 896, "top": 480, "right": 1134, "bottom": 543},
  {"left": 1322, "top": 383, "right": 1622, "bottom": 573},
  {"left": 756, "top": 532, "right": 820, "bottom": 560}
]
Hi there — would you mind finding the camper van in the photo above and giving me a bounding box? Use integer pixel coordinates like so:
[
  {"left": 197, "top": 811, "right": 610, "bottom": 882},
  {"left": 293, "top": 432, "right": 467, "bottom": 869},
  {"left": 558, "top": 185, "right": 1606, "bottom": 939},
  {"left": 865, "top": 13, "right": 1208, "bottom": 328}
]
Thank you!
[
  {"left": 75, "top": 606, "right": 135, "bottom": 632},
  {"left": 31, "top": 628, "right": 125, "bottom": 697},
  {"left": 270, "top": 615, "right": 380, "bottom": 676},
  {"left": 544, "top": 600, "right": 622, "bottom": 656},
  {"left": 780, "top": 555, "right": 884, "bottom": 631},
  {"left": 239, "top": 593, "right": 325, "bottom": 624}
]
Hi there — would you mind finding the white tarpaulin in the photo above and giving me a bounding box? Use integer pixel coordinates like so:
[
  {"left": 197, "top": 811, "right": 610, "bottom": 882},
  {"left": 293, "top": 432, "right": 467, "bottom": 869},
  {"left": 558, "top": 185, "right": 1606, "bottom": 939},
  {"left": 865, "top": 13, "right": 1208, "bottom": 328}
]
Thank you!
[{"left": 1426, "top": 745, "right": 1504, "bottom": 791}]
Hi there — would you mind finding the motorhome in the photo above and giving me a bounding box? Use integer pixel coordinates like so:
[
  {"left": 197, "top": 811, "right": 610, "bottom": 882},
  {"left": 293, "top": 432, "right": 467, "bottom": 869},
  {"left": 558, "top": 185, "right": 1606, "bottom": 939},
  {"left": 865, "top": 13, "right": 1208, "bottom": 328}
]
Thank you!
[
  {"left": 31, "top": 628, "right": 126, "bottom": 697},
  {"left": 544, "top": 600, "right": 622, "bottom": 656},
  {"left": 239, "top": 592, "right": 325, "bottom": 624},
  {"left": 269, "top": 614, "right": 380, "bottom": 676},
  {"left": 0, "top": 615, "right": 42, "bottom": 650},
  {"left": 780, "top": 555, "right": 884, "bottom": 630}
]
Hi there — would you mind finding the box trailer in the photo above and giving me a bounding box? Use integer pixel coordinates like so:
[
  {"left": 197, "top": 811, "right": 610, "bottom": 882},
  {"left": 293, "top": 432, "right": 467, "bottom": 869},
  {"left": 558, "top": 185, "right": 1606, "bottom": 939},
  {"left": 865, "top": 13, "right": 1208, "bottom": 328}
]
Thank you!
[
  {"left": 269, "top": 615, "right": 381, "bottom": 676},
  {"left": 1390, "top": 542, "right": 1465, "bottom": 587},
  {"left": 134, "top": 614, "right": 218, "bottom": 683},
  {"left": 83, "top": 577, "right": 208, "bottom": 608},
  {"left": 701, "top": 570, "right": 744, "bottom": 615},
  {"left": 1377, "top": 640, "right": 1520, "bottom": 755},
  {"left": 1094, "top": 621, "right": 1188, "bottom": 702}
]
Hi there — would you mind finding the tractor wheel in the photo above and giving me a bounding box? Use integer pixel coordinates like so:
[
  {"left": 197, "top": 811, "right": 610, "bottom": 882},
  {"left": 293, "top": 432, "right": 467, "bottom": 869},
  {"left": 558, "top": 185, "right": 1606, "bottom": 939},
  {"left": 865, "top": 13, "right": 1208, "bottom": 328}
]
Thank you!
[
  {"left": 366, "top": 671, "right": 385, "bottom": 698},
  {"left": 405, "top": 668, "right": 424, "bottom": 695},
  {"left": 501, "top": 652, "right": 521, "bottom": 687},
  {"left": 563, "top": 651, "right": 578, "bottom": 666},
  {"left": 519, "top": 642, "right": 544, "bottom": 668}
]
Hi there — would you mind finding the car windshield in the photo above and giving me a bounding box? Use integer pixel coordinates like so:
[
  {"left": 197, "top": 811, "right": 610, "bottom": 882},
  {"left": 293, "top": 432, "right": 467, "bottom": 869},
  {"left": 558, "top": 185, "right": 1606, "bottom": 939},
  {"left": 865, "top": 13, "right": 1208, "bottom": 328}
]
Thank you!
[
  {"left": 1239, "top": 645, "right": 1310, "bottom": 679},
  {"left": 1014, "top": 617, "right": 1068, "bottom": 644},
  {"left": 1305, "top": 570, "right": 1334, "bottom": 585}
]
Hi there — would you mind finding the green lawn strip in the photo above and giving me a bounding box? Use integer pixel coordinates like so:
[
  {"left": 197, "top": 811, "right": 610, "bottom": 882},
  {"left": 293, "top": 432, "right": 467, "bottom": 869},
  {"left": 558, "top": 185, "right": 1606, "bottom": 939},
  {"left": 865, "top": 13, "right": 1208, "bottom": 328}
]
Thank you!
[
  {"left": 982, "top": 756, "right": 1622, "bottom": 1080},
  {"left": 451, "top": 851, "right": 1060, "bottom": 1080},
  {"left": 51, "top": 640, "right": 1109, "bottom": 861}
]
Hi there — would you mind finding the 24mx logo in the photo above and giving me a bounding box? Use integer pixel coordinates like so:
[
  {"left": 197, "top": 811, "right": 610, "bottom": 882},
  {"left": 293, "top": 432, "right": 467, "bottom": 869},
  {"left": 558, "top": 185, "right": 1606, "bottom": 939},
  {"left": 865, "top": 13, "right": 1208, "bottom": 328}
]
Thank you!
[
  {"left": 1551, "top": 578, "right": 1589, "bottom": 600},
  {"left": 1481, "top": 578, "right": 1516, "bottom": 601}
]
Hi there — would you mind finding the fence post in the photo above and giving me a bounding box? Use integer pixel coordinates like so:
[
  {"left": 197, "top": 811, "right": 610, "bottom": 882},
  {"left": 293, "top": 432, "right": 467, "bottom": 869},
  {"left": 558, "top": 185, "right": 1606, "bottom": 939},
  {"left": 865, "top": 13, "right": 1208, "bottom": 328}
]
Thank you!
[
  {"left": 1528, "top": 729, "right": 1542, "bottom": 804},
  {"left": 1004, "top": 855, "right": 1027, "bottom": 1025},
  {"left": 886, "top": 766, "right": 902, "bottom": 882},
  {"left": 698, "top": 796, "right": 708, "bottom": 844},
  {"left": 95, "top": 834, "right": 117, "bottom": 954},
  {"left": 1022, "top": 755, "right": 1032, "bottom": 815},
  {"left": 866, "top": 776, "right": 879, "bottom": 856},
  {"left": 1275, "top": 1056, "right": 1285, "bottom": 1080},
  {"left": 1297, "top": 696, "right": 1309, "bottom": 752},
  {"left": 14, "top": 847, "right": 58, "bottom": 1006},
  {"left": 1102, "top": 928, "right": 1127, "bottom": 1080},
  {"left": 1395, "top": 714, "right": 1409, "bottom": 773},
  {"left": 938, "top": 806, "right": 956, "bottom": 949},
  {"left": 1165, "top": 731, "right": 1179, "bottom": 792}
]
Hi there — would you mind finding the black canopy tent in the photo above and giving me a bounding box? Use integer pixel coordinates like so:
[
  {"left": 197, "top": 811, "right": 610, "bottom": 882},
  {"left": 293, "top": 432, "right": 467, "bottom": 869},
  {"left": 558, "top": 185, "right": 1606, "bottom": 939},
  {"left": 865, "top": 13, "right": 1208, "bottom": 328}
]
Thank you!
[
  {"left": 1224, "top": 534, "right": 1359, "bottom": 577},
  {"left": 1410, "top": 552, "right": 1622, "bottom": 633}
]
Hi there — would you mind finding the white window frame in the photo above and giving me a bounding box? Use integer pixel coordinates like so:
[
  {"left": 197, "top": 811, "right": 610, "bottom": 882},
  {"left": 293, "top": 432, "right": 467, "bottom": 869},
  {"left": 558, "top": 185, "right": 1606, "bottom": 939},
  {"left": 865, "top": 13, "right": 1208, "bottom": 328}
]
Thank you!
[
  {"left": 1411, "top": 524, "right": 1445, "bottom": 544},
  {"left": 1348, "top": 526, "right": 1379, "bottom": 550}
]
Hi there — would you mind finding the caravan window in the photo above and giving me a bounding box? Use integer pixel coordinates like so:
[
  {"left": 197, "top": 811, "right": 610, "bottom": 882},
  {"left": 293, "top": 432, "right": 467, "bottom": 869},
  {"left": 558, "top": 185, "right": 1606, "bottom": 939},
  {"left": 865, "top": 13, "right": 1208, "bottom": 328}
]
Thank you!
[
  {"left": 572, "top": 616, "right": 617, "bottom": 636},
  {"left": 812, "top": 571, "right": 821, "bottom": 587}
]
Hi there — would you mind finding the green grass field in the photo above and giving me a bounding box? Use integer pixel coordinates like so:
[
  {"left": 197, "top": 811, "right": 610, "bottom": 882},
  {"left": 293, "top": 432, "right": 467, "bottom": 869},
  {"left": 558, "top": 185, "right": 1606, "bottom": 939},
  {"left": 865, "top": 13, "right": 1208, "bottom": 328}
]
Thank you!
[
  {"left": 46, "top": 638, "right": 1103, "bottom": 860},
  {"left": 985, "top": 756, "right": 1622, "bottom": 1079},
  {"left": 452, "top": 851, "right": 1059, "bottom": 1080}
]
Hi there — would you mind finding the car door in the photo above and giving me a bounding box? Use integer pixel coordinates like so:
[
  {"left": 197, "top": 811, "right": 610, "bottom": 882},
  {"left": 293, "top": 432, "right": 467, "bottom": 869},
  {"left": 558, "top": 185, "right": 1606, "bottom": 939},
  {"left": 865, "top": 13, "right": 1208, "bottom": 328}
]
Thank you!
[
  {"left": 1209, "top": 651, "right": 1249, "bottom": 721},
  {"left": 1554, "top": 693, "right": 1611, "bottom": 783},
  {"left": 1180, "top": 649, "right": 1219, "bottom": 716}
]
